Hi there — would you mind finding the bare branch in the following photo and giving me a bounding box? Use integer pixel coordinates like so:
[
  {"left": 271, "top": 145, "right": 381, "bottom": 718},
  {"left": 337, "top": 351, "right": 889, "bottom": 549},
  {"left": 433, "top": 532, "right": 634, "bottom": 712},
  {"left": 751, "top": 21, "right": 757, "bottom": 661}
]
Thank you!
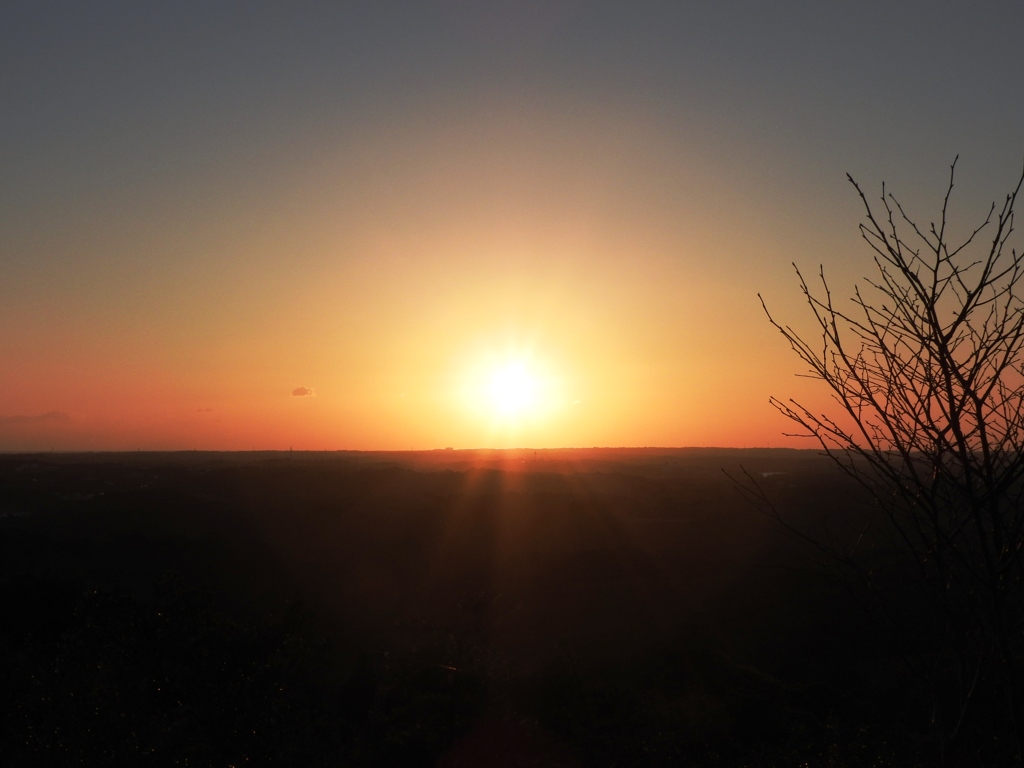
[{"left": 756, "top": 159, "right": 1024, "bottom": 762}]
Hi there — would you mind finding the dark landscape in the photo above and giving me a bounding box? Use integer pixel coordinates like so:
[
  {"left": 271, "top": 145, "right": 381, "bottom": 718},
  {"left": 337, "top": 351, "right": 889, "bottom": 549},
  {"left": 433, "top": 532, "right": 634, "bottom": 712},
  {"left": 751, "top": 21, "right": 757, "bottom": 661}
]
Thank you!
[{"left": 2, "top": 448, "right": 923, "bottom": 766}]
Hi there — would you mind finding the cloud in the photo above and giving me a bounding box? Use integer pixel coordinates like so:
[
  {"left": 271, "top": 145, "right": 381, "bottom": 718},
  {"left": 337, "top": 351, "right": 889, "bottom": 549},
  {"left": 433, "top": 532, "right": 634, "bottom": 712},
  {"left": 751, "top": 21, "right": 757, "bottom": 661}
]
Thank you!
[
  {"left": 0, "top": 411, "right": 72, "bottom": 427},
  {"left": 292, "top": 386, "right": 315, "bottom": 397}
]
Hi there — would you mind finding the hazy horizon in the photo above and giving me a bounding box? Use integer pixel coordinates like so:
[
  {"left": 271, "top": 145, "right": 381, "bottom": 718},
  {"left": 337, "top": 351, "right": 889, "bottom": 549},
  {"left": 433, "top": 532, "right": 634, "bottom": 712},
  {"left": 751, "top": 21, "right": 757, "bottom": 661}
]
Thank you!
[{"left": 0, "top": 444, "right": 819, "bottom": 455}]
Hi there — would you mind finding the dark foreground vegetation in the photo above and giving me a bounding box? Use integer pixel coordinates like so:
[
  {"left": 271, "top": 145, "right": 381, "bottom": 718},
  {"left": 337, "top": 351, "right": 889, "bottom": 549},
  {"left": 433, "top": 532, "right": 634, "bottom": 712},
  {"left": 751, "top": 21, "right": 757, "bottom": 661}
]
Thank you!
[{"left": 0, "top": 449, "right": 943, "bottom": 765}]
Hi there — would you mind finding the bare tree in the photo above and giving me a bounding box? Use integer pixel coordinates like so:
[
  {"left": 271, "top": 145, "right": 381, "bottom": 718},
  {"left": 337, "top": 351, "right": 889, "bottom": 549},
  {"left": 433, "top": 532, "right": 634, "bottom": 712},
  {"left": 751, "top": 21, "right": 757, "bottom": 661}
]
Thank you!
[{"left": 758, "top": 158, "right": 1024, "bottom": 765}]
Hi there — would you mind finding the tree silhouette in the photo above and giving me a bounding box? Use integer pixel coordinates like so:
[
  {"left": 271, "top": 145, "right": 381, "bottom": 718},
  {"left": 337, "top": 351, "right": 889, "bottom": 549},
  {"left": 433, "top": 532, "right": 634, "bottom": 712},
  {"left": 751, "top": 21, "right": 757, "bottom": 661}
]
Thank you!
[{"left": 759, "top": 158, "right": 1024, "bottom": 765}]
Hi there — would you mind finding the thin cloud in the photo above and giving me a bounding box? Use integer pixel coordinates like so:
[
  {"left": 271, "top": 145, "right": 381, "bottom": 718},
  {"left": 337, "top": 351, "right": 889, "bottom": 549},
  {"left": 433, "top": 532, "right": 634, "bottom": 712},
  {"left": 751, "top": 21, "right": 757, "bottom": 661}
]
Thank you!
[
  {"left": 292, "top": 386, "right": 315, "bottom": 397},
  {"left": 0, "top": 411, "right": 72, "bottom": 427}
]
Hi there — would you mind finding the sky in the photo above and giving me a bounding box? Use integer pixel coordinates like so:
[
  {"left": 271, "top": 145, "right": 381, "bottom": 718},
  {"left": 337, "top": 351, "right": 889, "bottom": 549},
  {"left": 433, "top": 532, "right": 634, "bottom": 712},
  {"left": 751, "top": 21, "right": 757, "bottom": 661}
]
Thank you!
[{"left": 2, "top": 0, "right": 1023, "bottom": 451}]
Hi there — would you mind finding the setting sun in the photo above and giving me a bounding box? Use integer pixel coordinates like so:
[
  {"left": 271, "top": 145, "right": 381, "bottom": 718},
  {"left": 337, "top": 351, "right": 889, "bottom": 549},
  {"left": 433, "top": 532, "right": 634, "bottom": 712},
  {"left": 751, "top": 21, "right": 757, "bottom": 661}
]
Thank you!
[
  {"left": 488, "top": 362, "right": 539, "bottom": 416},
  {"left": 452, "top": 347, "right": 570, "bottom": 440}
]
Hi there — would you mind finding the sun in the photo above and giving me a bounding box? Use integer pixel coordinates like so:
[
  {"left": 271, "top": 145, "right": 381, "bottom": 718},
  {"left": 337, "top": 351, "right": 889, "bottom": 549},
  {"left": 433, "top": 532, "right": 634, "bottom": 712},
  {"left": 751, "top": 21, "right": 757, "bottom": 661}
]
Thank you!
[
  {"left": 456, "top": 348, "right": 565, "bottom": 428},
  {"left": 488, "top": 362, "right": 539, "bottom": 416}
]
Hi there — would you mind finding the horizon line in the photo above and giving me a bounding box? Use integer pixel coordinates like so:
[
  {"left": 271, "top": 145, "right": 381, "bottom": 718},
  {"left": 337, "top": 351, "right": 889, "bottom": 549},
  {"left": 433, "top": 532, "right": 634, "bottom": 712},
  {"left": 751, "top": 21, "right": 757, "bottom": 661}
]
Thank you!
[{"left": 0, "top": 445, "right": 817, "bottom": 455}]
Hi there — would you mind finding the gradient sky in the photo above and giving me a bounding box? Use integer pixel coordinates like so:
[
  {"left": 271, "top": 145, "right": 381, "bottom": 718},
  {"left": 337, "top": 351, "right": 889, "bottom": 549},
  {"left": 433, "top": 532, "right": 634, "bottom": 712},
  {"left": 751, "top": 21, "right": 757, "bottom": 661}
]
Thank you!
[{"left": 2, "top": 0, "right": 1023, "bottom": 451}]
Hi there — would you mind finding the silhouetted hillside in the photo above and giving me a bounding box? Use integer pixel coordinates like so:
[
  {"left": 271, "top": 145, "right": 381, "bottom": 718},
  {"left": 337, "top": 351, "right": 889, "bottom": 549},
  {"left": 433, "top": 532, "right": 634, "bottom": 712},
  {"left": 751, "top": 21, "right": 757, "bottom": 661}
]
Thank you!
[{"left": 0, "top": 450, "right": 920, "bottom": 765}]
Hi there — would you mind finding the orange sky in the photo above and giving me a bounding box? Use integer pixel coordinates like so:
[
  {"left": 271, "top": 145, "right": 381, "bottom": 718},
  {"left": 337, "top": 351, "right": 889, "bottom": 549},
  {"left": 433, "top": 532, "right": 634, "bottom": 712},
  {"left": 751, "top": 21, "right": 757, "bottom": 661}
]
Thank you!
[
  {"left": 2, "top": 3, "right": 1022, "bottom": 451},
  {"left": 0, "top": 99, "right": 838, "bottom": 450}
]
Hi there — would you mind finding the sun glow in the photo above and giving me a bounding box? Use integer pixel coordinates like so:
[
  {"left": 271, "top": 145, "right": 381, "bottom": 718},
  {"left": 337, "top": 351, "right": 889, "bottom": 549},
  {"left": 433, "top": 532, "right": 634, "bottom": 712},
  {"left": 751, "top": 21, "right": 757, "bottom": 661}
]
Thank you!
[
  {"left": 457, "top": 348, "right": 566, "bottom": 432},
  {"left": 488, "top": 362, "right": 539, "bottom": 416}
]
